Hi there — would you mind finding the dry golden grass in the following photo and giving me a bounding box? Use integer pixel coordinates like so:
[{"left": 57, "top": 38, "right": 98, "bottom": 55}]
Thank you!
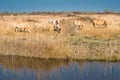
[
  {"left": 80, "top": 27, "right": 120, "bottom": 39},
  {"left": 0, "top": 14, "right": 120, "bottom": 60}
]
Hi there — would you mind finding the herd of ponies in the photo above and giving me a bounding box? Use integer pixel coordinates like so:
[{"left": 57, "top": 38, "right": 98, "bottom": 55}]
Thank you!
[{"left": 14, "top": 17, "right": 107, "bottom": 33}]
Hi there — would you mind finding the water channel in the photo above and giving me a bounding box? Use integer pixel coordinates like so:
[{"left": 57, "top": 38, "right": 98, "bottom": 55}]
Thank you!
[{"left": 0, "top": 56, "right": 120, "bottom": 80}]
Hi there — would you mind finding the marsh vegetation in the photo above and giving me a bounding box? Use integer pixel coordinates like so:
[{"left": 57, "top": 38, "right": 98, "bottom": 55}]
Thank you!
[{"left": 0, "top": 13, "right": 120, "bottom": 60}]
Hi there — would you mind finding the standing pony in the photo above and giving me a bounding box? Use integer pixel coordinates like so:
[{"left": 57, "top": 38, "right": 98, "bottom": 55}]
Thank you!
[
  {"left": 15, "top": 21, "right": 32, "bottom": 33},
  {"left": 74, "top": 20, "right": 84, "bottom": 30},
  {"left": 48, "top": 19, "right": 61, "bottom": 33},
  {"left": 92, "top": 18, "right": 107, "bottom": 27}
]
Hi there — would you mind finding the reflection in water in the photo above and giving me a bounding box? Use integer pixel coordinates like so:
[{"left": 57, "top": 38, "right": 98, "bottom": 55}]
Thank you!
[{"left": 0, "top": 56, "right": 120, "bottom": 80}]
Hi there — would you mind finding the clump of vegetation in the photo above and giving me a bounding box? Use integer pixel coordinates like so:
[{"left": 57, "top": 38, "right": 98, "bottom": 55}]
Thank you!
[{"left": 0, "top": 34, "right": 72, "bottom": 59}]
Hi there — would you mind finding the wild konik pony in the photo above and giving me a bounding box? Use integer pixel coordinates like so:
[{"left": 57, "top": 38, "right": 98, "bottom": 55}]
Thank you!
[
  {"left": 48, "top": 19, "right": 61, "bottom": 33},
  {"left": 15, "top": 21, "right": 31, "bottom": 33},
  {"left": 92, "top": 18, "right": 107, "bottom": 27},
  {"left": 74, "top": 19, "right": 84, "bottom": 30}
]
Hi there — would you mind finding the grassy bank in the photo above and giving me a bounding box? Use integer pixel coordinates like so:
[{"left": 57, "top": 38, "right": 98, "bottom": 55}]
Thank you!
[
  {"left": 0, "top": 15, "right": 120, "bottom": 60},
  {"left": 0, "top": 28, "right": 120, "bottom": 61}
]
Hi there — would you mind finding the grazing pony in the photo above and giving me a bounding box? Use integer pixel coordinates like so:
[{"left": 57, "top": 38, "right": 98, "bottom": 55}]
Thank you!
[
  {"left": 74, "top": 20, "right": 84, "bottom": 30},
  {"left": 48, "top": 19, "right": 61, "bottom": 33},
  {"left": 92, "top": 18, "right": 107, "bottom": 27},
  {"left": 15, "top": 21, "right": 31, "bottom": 33}
]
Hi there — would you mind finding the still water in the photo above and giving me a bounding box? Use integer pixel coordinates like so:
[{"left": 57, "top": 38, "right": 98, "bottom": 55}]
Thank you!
[{"left": 0, "top": 56, "right": 120, "bottom": 80}]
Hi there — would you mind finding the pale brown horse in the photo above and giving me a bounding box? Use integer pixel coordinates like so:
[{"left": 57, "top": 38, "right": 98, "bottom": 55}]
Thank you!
[
  {"left": 15, "top": 21, "right": 31, "bottom": 33},
  {"left": 74, "top": 20, "right": 84, "bottom": 30},
  {"left": 92, "top": 18, "right": 107, "bottom": 27}
]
